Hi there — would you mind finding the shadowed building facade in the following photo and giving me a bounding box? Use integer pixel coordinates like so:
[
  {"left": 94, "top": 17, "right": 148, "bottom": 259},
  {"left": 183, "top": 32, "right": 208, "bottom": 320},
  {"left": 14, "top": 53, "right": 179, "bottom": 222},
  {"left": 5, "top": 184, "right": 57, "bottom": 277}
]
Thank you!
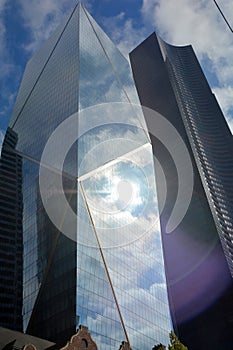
[
  {"left": 130, "top": 33, "right": 233, "bottom": 350},
  {"left": 0, "top": 4, "right": 171, "bottom": 350},
  {"left": 0, "top": 128, "right": 23, "bottom": 331}
]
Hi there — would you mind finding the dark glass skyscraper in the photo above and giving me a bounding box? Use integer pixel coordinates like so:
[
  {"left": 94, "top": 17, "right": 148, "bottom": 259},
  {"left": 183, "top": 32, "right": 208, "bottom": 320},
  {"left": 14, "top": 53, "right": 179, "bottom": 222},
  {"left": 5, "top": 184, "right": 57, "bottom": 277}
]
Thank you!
[
  {"left": 130, "top": 33, "right": 233, "bottom": 350},
  {"left": 0, "top": 4, "right": 171, "bottom": 349},
  {"left": 0, "top": 128, "right": 23, "bottom": 331}
]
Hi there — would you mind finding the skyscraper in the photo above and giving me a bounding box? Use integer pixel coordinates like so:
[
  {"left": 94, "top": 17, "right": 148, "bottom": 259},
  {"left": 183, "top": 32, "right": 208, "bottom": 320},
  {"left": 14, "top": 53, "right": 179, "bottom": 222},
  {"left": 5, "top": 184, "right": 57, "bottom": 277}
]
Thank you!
[
  {"left": 130, "top": 33, "right": 233, "bottom": 350},
  {"left": 0, "top": 4, "right": 171, "bottom": 349},
  {"left": 0, "top": 128, "right": 23, "bottom": 331}
]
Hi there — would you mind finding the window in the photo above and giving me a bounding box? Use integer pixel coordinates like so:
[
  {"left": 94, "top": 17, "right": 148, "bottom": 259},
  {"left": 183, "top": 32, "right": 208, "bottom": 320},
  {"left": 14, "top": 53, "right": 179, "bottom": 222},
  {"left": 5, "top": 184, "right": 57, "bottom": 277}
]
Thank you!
[{"left": 81, "top": 339, "right": 88, "bottom": 348}]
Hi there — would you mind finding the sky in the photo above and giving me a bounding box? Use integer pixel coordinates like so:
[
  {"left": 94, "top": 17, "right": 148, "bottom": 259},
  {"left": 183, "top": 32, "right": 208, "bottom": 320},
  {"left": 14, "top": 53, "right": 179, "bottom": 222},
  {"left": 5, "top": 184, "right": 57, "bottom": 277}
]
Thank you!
[{"left": 0, "top": 0, "right": 233, "bottom": 147}]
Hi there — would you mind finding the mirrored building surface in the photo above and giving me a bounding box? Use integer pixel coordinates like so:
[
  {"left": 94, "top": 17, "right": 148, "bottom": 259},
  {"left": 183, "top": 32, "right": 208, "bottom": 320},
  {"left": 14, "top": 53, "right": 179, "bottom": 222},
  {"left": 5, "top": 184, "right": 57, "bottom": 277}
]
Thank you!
[{"left": 1, "top": 4, "right": 171, "bottom": 349}]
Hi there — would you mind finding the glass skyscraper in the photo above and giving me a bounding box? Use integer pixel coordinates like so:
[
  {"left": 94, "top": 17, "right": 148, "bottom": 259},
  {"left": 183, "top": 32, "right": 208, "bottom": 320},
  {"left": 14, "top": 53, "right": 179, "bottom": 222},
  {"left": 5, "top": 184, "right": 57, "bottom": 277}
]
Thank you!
[
  {"left": 130, "top": 33, "right": 233, "bottom": 350},
  {"left": 0, "top": 4, "right": 171, "bottom": 349},
  {"left": 0, "top": 128, "right": 23, "bottom": 331}
]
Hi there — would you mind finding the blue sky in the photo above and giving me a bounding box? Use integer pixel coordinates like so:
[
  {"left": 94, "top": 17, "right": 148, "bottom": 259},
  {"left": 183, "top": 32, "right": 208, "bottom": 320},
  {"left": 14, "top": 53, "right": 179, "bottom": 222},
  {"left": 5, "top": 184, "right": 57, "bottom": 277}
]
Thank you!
[{"left": 1, "top": 0, "right": 233, "bottom": 146}]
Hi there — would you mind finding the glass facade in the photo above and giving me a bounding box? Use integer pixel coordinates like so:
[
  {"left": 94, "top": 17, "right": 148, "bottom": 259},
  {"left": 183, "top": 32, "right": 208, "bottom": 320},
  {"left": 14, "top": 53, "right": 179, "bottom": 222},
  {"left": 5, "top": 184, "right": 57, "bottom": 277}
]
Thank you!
[
  {"left": 0, "top": 128, "right": 23, "bottom": 331},
  {"left": 1, "top": 4, "right": 171, "bottom": 349},
  {"left": 158, "top": 39, "right": 233, "bottom": 276},
  {"left": 130, "top": 33, "right": 233, "bottom": 350}
]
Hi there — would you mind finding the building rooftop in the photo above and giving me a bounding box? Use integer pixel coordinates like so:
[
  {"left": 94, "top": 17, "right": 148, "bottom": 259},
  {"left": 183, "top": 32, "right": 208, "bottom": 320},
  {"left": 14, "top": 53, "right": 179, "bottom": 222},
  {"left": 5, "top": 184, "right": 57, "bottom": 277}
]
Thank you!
[{"left": 0, "top": 327, "right": 55, "bottom": 350}]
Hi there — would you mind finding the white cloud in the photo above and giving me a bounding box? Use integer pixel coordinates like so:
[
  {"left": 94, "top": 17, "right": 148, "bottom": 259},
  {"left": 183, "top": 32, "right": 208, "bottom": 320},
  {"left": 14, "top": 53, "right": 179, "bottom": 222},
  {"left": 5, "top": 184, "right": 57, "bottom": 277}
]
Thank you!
[
  {"left": 0, "top": 129, "right": 5, "bottom": 155},
  {"left": 18, "top": 0, "right": 91, "bottom": 53},
  {"left": 141, "top": 0, "right": 233, "bottom": 129},
  {"left": 213, "top": 86, "right": 233, "bottom": 133},
  {"left": 101, "top": 12, "right": 147, "bottom": 57},
  {"left": 226, "top": 118, "right": 233, "bottom": 134},
  {"left": 142, "top": 0, "right": 233, "bottom": 67},
  {"left": 18, "top": 0, "right": 74, "bottom": 52},
  {"left": 0, "top": 11, "right": 6, "bottom": 59},
  {"left": 0, "top": 1, "right": 14, "bottom": 78},
  {"left": 0, "top": 1, "right": 22, "bottom": 127},
  {"left": 0, "top": 1, "right": 7, "bottom": 41}
]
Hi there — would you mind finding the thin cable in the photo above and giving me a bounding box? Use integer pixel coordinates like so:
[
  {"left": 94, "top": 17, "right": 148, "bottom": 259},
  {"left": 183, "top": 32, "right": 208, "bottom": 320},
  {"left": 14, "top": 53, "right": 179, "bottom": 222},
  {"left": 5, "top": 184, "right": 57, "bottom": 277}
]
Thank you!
[{"left": 213, "top": 0, "right": 233, "bottom": 33}]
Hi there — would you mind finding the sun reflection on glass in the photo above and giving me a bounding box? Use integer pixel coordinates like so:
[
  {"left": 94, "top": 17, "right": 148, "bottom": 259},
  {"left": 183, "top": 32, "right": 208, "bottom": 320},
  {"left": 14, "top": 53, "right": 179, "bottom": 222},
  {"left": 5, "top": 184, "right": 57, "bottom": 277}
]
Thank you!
[{"left": 84, "top": 160, "right": 148, "bottom": 218}]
